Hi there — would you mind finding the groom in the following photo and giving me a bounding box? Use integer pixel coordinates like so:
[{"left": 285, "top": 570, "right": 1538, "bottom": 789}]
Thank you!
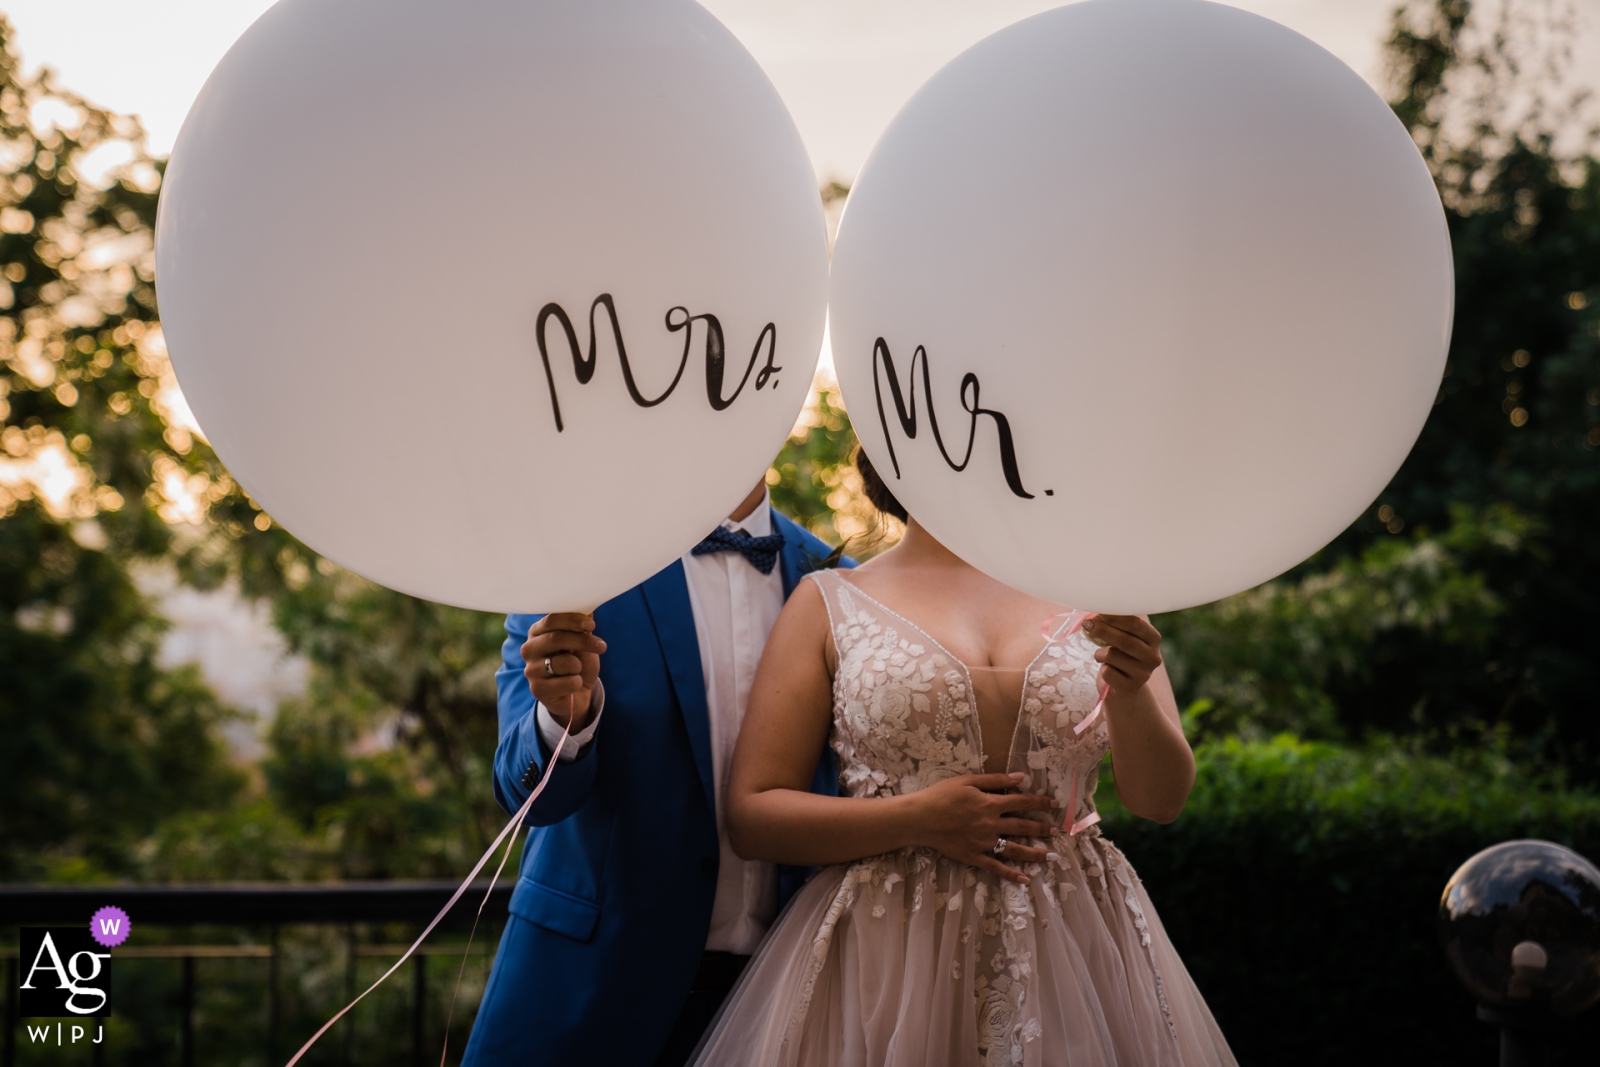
[{"left": 462, "top": 480, "right": 850, "bottom": 1067}]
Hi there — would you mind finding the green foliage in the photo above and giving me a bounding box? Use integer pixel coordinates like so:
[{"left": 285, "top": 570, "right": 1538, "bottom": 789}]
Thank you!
[
  {"left": 0, "top": 7, "right": 504, "bottom": 882},
  {"left": 1325, "top": 0, "right": 1600, "bottom": 767},
  {"left": 1100, "top": 734, "right": 1600, "bottom": 1063},
  {"left": 767, "top": 382, "right": 853, "bottom": 538},
  {"left": 263, "top": 568, "right": 506, "bottom": 846},
  {"left": 768, "top": 376, "right": 901, "bottom": 559},
  {"left": 0, "top": 14, "right": 247, "bottom": 880},
  {"left": 1159, "top": 505, "right": 1527, "bottom": 740},
  {"left": 0, "top": 18, "right": 216, "bottom": 551},
  {"left": 130, "top": 655, "right": 506, "bottom": 883},
  {"left": 135, "top": 585, "right": 508, "bottom": 881},
  {"left": 0, "top": 500, "right": 241, "bottom": 879}
]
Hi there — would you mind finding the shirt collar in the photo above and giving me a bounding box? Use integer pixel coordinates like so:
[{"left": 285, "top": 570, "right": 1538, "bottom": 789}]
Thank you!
[{"left": 722, "top": 486, "right": 773, "bottom": 538}]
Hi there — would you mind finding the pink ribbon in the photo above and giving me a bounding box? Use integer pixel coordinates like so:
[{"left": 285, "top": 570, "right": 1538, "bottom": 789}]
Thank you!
[
  {"left": 1061, "top": 755, "right": 1102, "bottom": 836},
  {"left": 1039, "top": 611, "right": 1109, "bottom": 738},
  {"left": 1074, "top": 684, "right": 1109, "bottom": 737},
  {"left": 1040, "top": 612, "right": 1107, "bottom": 833},
  {"left": 283, "top": 717, "right": 571, "bottom": 1067},
  {"left": 1040, "top": 610, "right": 1093, "bottom": 643}
]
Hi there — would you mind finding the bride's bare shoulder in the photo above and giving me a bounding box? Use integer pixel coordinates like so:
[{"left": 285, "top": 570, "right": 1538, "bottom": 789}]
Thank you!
[
  {"left": 777, "top": 571, "right": 834, "bottom": 633},
  {"left": 764, "top": 575, "right": 840, "bottom": 674}
]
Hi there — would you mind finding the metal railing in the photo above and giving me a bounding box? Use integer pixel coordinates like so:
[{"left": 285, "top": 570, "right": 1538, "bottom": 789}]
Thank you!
[{"left": 1, "top": 881, "right": 513, "bottom": 1067}]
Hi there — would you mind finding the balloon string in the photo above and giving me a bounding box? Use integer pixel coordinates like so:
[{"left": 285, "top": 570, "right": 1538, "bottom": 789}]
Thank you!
[
  {"left": 282, "top": 712, "right": 572, "bottom": 1067},
  {"left": 435, "top": 691, "right": 577, "bottom": 1067},
  {"left": 437, "top": 837, "right": 517, "bottom": 1067}
]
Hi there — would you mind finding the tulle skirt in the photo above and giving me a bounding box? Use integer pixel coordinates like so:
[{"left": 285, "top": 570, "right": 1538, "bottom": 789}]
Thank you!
[{"left": 693, "top": 830, "right": 1235, "bottom": 1067}]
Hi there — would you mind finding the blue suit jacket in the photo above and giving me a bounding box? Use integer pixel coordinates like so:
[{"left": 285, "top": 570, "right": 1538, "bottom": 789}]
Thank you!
[{"left": 463, "top": 509, "right": 850, "bottom": 1066}]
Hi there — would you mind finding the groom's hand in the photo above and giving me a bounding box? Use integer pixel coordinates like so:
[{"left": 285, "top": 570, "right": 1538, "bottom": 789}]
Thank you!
[
  {"left": 909, "top": 772, "right": 1057, "bottom": 884},
  {"left": 522, "top": 613, "right": 606, "bottom": 726}
]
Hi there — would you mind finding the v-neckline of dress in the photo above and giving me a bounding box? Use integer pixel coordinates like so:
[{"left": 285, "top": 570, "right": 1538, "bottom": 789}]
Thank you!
[{"left": 830, "top": 573, "right": 1057, "bottom": 774}]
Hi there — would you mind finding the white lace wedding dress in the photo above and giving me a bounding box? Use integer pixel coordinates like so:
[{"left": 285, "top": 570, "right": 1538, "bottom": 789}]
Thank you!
[{"left": 693, "top": 571, "right": 1236, "bottom": 1066}]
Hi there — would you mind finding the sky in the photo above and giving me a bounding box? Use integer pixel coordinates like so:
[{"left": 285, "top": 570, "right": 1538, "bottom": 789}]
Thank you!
[{"left": 5, "top": 0, "right": 1598, "bottom": 182}]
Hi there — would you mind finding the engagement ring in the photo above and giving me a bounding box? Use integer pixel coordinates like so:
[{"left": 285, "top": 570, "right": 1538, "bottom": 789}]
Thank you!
[{"left": 992, "top": 837, "right": 1008, "bottom": 856}]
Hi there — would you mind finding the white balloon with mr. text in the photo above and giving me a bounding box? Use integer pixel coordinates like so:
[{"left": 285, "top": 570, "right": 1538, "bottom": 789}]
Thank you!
[
  {"left": 830, "top": 0, "right": 1454, "bottom": 616},
  {"left": 157, "top": 0, "right": 827, "bottom": 613}
]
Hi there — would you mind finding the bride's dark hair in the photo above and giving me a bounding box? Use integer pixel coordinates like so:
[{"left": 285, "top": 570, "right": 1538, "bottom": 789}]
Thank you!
[
  {"left": 854, "top": 444, "right": 908, "bottom": 523},
  {"left": 810, "top": 444, "right": 907, "bottom": 570}
]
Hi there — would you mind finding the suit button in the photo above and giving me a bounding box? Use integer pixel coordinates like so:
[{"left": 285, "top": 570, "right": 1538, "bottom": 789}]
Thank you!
[{"left": 701, "top": 858, "right": 717, "bottom": 875}]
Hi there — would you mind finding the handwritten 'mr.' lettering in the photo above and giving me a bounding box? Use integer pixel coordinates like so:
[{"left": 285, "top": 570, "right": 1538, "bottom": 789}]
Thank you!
[{"left": 871, "top": 337, "right": 1036, "bottom": 500}]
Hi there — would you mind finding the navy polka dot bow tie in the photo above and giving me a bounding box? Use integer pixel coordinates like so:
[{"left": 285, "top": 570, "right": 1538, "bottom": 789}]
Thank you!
[{"left": 692, "top": 526, "right": 785, "bottom": 575}]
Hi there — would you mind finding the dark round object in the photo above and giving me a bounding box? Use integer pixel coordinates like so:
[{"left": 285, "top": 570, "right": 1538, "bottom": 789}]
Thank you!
[{"left": 1439, "top": 839, "right": 1600, "bottom": 1017}]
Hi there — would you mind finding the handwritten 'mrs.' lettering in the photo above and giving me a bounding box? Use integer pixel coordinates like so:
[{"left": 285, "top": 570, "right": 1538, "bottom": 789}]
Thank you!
[
  {"left": 871, "top": 337, "right": 1035, "bottom": 500},
  {"left": 535, "top": 294, "right": 781, "bottom": 432}
]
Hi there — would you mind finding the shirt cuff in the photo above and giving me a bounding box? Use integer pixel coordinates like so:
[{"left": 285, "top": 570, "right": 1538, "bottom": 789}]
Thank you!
[{"left": 535, "top": 681, "right": 605, "bottom": 763}]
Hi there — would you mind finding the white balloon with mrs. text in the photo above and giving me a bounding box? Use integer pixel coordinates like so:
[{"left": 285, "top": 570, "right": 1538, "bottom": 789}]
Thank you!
[{"left": 157, "top": 0, "right": 828, "bottom": 613}]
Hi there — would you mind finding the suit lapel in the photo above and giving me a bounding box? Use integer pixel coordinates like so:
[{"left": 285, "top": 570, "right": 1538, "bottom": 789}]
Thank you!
[
  {"left": 774, "top": 508, "right": 810, "bottom": 599},
  {"left": 639, "top": 560, "right": 716, "bottom": 818}
]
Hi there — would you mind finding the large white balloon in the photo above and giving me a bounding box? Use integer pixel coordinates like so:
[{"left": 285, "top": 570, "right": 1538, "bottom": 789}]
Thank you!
[
  {"left": 830, "top": 0, "right": 1453, "bottom": 615},
  {"left": 157, "top": 0, "right": 826, "bottom": 613}
]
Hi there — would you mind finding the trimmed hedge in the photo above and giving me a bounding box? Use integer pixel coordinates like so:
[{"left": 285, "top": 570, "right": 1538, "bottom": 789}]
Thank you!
[{"left": 1098, "top": 737, "right": 1600, "bottom": 1065}]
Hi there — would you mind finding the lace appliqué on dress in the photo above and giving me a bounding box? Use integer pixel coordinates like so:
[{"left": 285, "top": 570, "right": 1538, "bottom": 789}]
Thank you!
[{"left": 793, "top": 571, "right": 1177, "bottom": 1063}]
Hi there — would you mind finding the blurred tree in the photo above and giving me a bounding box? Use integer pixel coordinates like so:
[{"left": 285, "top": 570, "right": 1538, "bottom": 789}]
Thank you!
[
  {"left": 0, "top": 501, "right": 240, "bottom": 879},
  {"left": 1291, "top": 0, "right": 1600, "bottom": 764},
  {"left": 1148, "top": 0, "right": 1600, "bottom": 774},
  {"left": 0, "top": 14, "right": 242, "bottom": 878},
  {"left": 137, "top": 673, "right": 493, "bottom": 882},
  {"left": 11, "top": 0, "right": 1596, "bottom": 889},
  {"left": 1160, "top": 505, "right": 1527, "bottom": 740},
  {"left": 767, "top": 368, "right": 900, "bottom": 559},
  {"left": 254, "top": 565, "right": 508, "bottom": 864},
  {"left": 0, "top": 8, "right": 503, "bottom": 880},
  {"left": 130, "top": 455, "right": 515, "bottom": 875}
]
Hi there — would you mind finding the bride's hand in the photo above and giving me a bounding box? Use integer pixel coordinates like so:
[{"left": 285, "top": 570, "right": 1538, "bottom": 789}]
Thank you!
[
  {"left": 905, "top": 772, "right": 1057, "bottom": 884},
  {"left": 1082, "top": 614, "right": 1163, "bottom": 695}
]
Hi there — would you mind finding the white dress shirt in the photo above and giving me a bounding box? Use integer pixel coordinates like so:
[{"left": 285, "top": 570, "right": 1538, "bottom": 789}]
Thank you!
[{"left": 535, "top": 490, "right": 786, "bottom": 954}]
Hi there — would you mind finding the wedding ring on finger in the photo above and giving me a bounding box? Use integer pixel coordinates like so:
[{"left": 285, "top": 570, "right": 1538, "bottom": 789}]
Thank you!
[
  {"left": 992, "top": 836, "right": 1009, "bottom": 856},
  {"left": 544, "top": 656, "right": 556, "bottom": 677}
]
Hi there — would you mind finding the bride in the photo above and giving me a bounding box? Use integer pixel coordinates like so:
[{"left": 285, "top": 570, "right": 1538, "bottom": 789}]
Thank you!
[{"left": 693, "top": 451, "right": 1236, "bottom": 1066}]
